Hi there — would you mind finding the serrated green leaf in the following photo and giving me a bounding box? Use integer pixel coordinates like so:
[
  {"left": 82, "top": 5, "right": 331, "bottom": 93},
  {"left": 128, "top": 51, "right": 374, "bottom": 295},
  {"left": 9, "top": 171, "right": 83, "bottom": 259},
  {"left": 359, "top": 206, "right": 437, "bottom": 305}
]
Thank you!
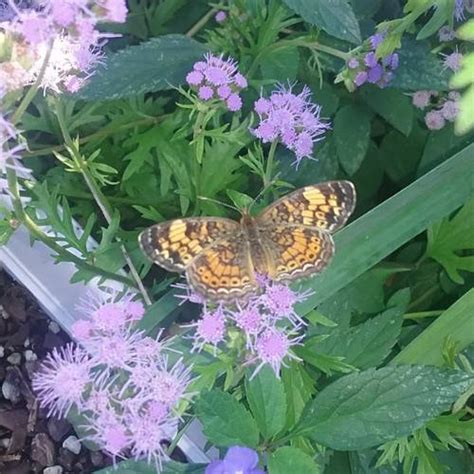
[
  {"left": 390, "top": 38, "right": 450, "bottom": 91},
  {"left": 361, "top": 87, "right": 414, "bottom": 136},
  {"left": 293, "top": 365, "right": 474, "bottom": 450},
  {"left": 268, "top": 446, "right": 319, "bottom": 474},
  {"left": 426, "top": 198, "right": 474, "bottom": 284},
  {"left": 76, "top": 35, "right": 207, "bottom": 100},
  {"left": 334, "top": 105, "right": 371, "bottom": 175},
  {"left": 196, "top": 390, "right": 259, "bottom": 448},
  {"left": 314, "top": 306, "right": 404, "bottom": 369},
  {"left": 282, "top": 0, "right": 361, "bottom": 44},
  {"left": 245, "top": 367, "right": 287, "bottom": 440}
]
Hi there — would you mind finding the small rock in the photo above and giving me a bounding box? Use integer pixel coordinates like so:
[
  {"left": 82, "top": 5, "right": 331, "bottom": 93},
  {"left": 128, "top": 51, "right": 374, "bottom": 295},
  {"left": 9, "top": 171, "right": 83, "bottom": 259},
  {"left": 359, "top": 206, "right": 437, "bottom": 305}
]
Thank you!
[
  {"left": 31, "top": 433, "right": 55, "bottom": 467},
  {"left": 2, "top": 369, "right": 22, "bottom": 403},
  {"left": 0, "top": 345, "right": 4, "bottom": 357},
  {"left": 90, "top": 450, "right": 104, "bottom": 467},
  {"left": 0, "top": 437, "right": 9, "bottom": 448},
  {"left": 47, "top": 417, "right": 71, "bottom": 443},
  {"left": 0, "top": 304, "right": 9, "bottom": 319},
  {"left": 62, "top": 435, "right": 81, "bottom": 455},
  {"left": 57, "top": 447, "right": 75, "bottom": 470},
  {"left": 24, "top": 349, "right": 37, "bottom": 361},
  {"left": 43, "top": 466, "right": 64, "bottom": 474},
  {"left": 24, "top": 337, "right": 30, "bottom": 347},
  {"left": 7, "top": 352, "right": 21, "bottom": 365},
  {"left": 48, "top": 321, "right": 61, "bottom": 334}
]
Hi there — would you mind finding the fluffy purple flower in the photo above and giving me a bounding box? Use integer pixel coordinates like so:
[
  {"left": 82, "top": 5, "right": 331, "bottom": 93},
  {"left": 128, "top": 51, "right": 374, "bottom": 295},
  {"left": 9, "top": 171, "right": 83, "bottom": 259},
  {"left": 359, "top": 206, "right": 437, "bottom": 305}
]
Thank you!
[
  {"left": 383, "top": 53, "right": 399, "bottom": 70},
  {"left": 367, "top": 64, "right": 384, "bottom": 83},
  {"left": 369, "top": 32, "right": 385, "bottom": 49},
  {"left": 252, "top": 84, "right": 330, "bottom": 166},
  {"left": 186, "top": 54, "right": 247, "bottom": 112},
  {"left": 190, "top": 308, "right": 226, "bottom": 352},
  {"left": 347, "top": 57, "right": 359, "bottom": 69},
  {"left": 425, "top": 110, "right": 446, "bottom": 130},
  {"left": 215, "top": 10, "right": 227, "bottom": 23},
  {"left": 206, "top": 446, "right": 265, "bottom": 474},
  {"left": 454, "top": 0, "right": 466, "bottom": 21},
  {"left": 438, "top": 26, "right": 456, "bottom": 42},
  {"left": 441, "top": 100, "right": 459, "bottom": 121},
  {"left": 412, "top": 90, "right": 432, "bottom": 109},
  {"left": 354, "top": 71, "right": 368, "bottom": 86},
  {"left": 364, "top": 52, "right": 378, "bottom": 68},
  {"left": 442, "top": 51, "right": 463, "bottom": 72}
]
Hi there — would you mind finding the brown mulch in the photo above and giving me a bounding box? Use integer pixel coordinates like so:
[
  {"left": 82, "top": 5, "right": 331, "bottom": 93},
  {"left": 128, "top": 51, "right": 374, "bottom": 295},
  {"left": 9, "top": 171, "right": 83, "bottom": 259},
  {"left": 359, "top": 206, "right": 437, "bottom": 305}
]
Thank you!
[{"left": 0, "top": 269, "right": 113, "bottom": 474}]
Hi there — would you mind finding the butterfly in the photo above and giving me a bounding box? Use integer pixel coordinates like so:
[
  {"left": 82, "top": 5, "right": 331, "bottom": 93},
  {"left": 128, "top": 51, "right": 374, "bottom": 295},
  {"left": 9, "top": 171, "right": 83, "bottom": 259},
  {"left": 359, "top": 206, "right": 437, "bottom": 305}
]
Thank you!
[{"left": 139, "top": 181, "right": 356, "bottom": 302}]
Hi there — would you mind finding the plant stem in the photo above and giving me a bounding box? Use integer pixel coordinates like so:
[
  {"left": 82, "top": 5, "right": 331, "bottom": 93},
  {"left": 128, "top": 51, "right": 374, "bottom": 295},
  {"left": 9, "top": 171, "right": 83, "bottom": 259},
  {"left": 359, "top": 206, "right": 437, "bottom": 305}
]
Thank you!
[
  {"left": 55, "top": 100, "right": 153, "bottom": 306},
  {"left": 166, "top": 416, "right": 196, "bottom": 456},
  {"left": 264, "top": 140, "right": 278, "bottom": 188},
  {"left": 186, "top": 7, "right": 219, "bottom": 37},
  {"left": 11, "top": 40, "right": 54, "bottom": 125},
  {"left": 403, "top": 310, "right": 444, "bottom": 320}
]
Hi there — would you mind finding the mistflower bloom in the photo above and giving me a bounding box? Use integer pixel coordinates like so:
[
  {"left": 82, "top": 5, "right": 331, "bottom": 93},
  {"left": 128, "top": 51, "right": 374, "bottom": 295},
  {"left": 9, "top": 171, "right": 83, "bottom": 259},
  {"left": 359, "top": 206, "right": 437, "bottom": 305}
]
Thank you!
[
  {"left": 206, "top": 446, "right": 265, "bottom": 474},
  {"left": 442, "top": 50, "right": 463, "bottom": 72},
  {"left": 231, "top": 306, "right": 267, "bottom": 347},
  {"left": 186, "top": 53, "right": 247, "bottom": 112},
  {"left": 438, "top": 26, "right": 456, "bottom": 42},
  {"left": 347, "top": 57, "right": 359, "bottom": 69},
  {"left": 190, "top": 308, "right": 227, "bottom": 352},
  {"left": 252, "top": 84, "right": 330, "bottom": 166},
  {"left": 441, "top": 100, "right": 459, "bottom": 121},
  {"left": 172, "top": 281, "right": 206, "bottom": 306},
  {"left": 251, "top": 327, "right": 302, "bottom": 379},
  {"left": 215, "top": 10, "right": 227, "bottom": 23},
  {"left": 425, "top": 110, "right": 446, "bottom": 130},
  {"left": 32, "top": 344, "right": 92, "bottom": 418},
  {"left": 412, "top": 90, "right": 432, "bottom": 109}
]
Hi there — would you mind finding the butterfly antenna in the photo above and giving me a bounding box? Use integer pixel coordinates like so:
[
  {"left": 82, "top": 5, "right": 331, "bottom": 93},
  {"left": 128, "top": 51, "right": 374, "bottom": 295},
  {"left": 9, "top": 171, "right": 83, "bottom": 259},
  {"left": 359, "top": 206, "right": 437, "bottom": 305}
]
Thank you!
[{"left": 197, "top": 196, "right": 240, "bottom": 213}]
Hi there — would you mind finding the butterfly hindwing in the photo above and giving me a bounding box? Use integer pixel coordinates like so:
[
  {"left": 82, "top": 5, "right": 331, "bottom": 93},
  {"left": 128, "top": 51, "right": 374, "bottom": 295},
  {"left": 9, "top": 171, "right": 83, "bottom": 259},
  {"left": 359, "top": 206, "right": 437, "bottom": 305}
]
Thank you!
[
  {"left": 186, "top": 237, "right": 258, "bottom": 301},
  {"left": 261, "top": 225, "right": 335, "bottom": 282},
  {"left": 139, "top": 217, "right": 239, "bottom": 272},
  {"left": 257, "top": 181, "right": 356, "bottom": 233}
]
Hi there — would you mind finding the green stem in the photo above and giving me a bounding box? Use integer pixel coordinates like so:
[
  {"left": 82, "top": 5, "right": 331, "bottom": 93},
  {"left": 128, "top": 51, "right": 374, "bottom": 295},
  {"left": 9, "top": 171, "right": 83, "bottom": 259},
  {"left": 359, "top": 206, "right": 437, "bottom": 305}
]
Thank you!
[
  {"left": 403, "top": 310, "right": 444, "bottom": 320},
  {"left": 11, "top": 40, "right": 54, "bottom": 125},
  {"left": 264, "top": 140, "right": 278, "bottom": 188},
  {"left": 55, "top": 100, "right": 153, "bottom": 306},
  {"left": 186, "top": 6, "right": 219, "bottom": 37},
  {"left": 166, "top": 416, "right": 196, "bottom": 456}
]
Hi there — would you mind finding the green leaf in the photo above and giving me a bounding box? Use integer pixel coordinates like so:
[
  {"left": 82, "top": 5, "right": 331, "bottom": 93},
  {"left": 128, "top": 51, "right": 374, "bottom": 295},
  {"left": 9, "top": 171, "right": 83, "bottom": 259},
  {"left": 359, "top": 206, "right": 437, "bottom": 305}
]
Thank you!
[
  {"left": 392, "top": 289, "right": 474, "bottom": 366},
  {"left": 426, "top": 198, "right": 474, "bottom": 284},
  {"left": 416, "top": 3, "right": 452, "bottom": 40},
  {"left": 281, "top": 362, "right": 315, "bottom": 430},
  {"left": 334, "top": 105, "right": 371, "bottom": 175},
  {"left": 293, "top": 144, "right": 473, "bottom": 315},
  {"left": 314, "top": 306, "right": 405, "bottom": 369},
  {"left": 196, "top": 390, "right": 259, "bottom": 448},
  {"left": 226, "top": 189, "right": 254, "bottom": 211},
  {"left": 293, "top": 365, "right": 474, "bottom": 450},
  {"left": 96, "top": 460, "right": 206, "bottom": 473},
  {"left": 245, "top": 367, "right": 287, "bottom": 440},
  {"left": 282, "top": 0, "right": 361, "bottom": 44},
  {"left": 260, "top": 46, "right": 299, "bottom": 82},
  {"left": 268, "top": 446, "right": 319, "bottom": 474},
  {"left": 390, "top": 38, "right": 450, "bottom": 91},
  {"left": 361, "top": 86, "right": 414, "bottom": 136},
  {"left": 77, "top": 35, "right": 207, "bottom": 100}
]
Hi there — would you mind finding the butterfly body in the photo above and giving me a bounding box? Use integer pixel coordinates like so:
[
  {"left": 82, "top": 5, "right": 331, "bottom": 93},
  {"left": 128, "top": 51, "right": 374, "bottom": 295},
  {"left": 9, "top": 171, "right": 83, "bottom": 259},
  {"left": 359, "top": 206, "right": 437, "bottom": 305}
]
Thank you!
[{"left": 139, "top": 181, "right": 356, "bottom": 302}]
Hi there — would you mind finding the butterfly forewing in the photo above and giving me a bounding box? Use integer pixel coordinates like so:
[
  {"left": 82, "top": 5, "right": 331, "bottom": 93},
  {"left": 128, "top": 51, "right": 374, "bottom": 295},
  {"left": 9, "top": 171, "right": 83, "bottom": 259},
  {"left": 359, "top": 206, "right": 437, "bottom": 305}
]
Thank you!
[
  {"left": 257, "top": 181, "right": 356, "bottom": 233},
  {"left": 139, "top": 217, "right": 239, "bottom": 273}
]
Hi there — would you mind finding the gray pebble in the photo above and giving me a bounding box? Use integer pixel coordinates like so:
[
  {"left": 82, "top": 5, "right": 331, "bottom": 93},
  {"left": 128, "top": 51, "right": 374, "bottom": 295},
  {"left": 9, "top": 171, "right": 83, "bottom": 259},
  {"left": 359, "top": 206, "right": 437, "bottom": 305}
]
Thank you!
[
  {"left": 7, "top": 352, "right": 21, "bottom": 365},
  {"left": 62, "top": 435, "right": 81, "bottom": 455},
  {"left": 43, "top": 466, "right": 64, "bottom": 474}
]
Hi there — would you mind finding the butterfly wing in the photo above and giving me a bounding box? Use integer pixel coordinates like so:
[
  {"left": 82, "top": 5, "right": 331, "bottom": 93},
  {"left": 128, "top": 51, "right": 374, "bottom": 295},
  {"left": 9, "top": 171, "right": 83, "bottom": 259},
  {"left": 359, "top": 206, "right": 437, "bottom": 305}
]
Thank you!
[
  {"left": 139, "top": 217, "right": 240, "bottom": 272},
  {"left": 186, "top": 236, "right": 258, "bottom": 302},
  {"left": 257, "top": 181, "right": 356, "bottom": 233},
  {"left": 260, "top": 225, "right": 334, "bottom": 282}
]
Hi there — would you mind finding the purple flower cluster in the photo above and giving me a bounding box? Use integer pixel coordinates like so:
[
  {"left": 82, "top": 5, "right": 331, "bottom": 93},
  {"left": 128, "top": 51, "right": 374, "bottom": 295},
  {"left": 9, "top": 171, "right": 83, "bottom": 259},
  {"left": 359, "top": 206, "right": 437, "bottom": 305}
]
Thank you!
[
  {"left": 32, "top": 293, "right": 193, "bottom": 469},
  {"left": 182, "top": 277, "right": 308, "bottom": 378},
  {"left": 412, "top": 90, "right": 461, "bottom": 131},
  {"left": 1, "top": 0, "right": 127, "bottom": 95},
  {"left": 346, "top": 33, "right": 399, "bottom": 89},
  {"left": 206, "top": 446, "right": 265, "bottom": 474},
  {"left": 441, "top": 50, "right": 463, "bottom": 72},
  {"left": 186, "top": 53, "right": 248, "bottom": 112},
  {"left": 251, "top": 84, "right": 330, "bottom": 166}
]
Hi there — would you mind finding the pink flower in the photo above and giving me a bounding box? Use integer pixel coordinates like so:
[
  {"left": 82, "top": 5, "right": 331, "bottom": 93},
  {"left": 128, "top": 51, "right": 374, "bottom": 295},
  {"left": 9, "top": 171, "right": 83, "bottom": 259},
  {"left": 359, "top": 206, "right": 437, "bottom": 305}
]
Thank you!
[
  {"left": 32, "top": 344, "right": 92, "bottom": 418},
  {"left": 425, "top": 110, "right": 446, "bottom": 130},
  {"left": 412, "top": 90, "right": 432, "bottom": 109},
  {"left": 50, "top": 0, "right": 78, "bottom": 28},
  {"left": 442, "top": 51, "right": 463, "bottom": 72},
  {"left": 102, "top": 0, "right": 128, "bottom": 23},
  {"left": 187, "top": 54, "right": 247, "bottom": 112},
  {"left": 215, "top": 11, "right": 227, "bottom": 23},
  {"left": 191, "top": 308, "right": 226, "bottom": 352},
  {"left": 441, "top": 100, "right": 459, "bottom": 121},
  {"left": 252, "top": 84, "right": 330, "bottom": 166},
  {"left": 71, "top": 319, "right": 94, "bottom": 342},
  {"left": 251, "top": 328, "right": 302, "bottom": 378},
  {"left": 172, "top": 281, "right": 206, "bottom": 306}
]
